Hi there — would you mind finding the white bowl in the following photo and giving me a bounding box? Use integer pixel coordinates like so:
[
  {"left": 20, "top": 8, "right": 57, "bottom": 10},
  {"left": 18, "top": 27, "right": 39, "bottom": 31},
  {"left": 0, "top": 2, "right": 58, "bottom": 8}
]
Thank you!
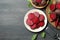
[{"left": 24, "top": 9, "right": 47, "bottom": 32}]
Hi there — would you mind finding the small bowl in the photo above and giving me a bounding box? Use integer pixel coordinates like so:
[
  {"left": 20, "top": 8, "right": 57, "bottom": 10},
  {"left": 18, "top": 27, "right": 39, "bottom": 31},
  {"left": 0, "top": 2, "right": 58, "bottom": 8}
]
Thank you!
[
  {"left": 30, "top": 0, "right": 49, "bottom": 8},
  {"left": 24, "top": 9, "right": 47, "bottom": 32}
]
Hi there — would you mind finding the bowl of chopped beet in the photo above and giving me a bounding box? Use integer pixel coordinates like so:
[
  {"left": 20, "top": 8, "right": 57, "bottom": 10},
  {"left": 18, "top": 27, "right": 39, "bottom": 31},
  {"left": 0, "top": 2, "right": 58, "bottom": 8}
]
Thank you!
[
  {"left": 24, "top": 9, "right": 47, "bottom": 32},
  {"left": 30, "top": 0, "right": 49, "bottom": 8}
]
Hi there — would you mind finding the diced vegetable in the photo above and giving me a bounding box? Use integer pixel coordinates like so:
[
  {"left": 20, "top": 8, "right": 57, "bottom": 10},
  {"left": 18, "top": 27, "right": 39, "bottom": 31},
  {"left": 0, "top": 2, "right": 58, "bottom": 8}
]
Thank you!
[{"left": 41, "top": 32, "right": 46, "bottom": 38}]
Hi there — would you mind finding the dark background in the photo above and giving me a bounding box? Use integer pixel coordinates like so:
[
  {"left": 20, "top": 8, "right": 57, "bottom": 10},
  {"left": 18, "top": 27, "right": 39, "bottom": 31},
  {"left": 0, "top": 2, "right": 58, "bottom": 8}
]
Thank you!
[{"left": 0, "top": 0, "right": 60, "bottom": 40}]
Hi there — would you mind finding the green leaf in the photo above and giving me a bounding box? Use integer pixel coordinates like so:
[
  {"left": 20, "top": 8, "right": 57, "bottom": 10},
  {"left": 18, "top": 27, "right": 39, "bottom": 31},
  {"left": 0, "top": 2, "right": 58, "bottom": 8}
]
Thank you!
[
  {"left": 27, "top": 0, "right": 30, "bottom": 2},
  {"left": 49, "top": 0, "right": 52, "bottom": 4},
  {"left": 28, "top": 2, "right": 33, "bottom": 8},
  {"left": 27, "top": 0, "right": 33, "bottom": 8},
  {"left": 48, "top": 9, "right": 51, "bottom": 14},
  {"left": 32, "top": 34, "right": 38, "bottom": 40},
  {"left": 41, "top": 32, "right": 46, "bottom": 38}
]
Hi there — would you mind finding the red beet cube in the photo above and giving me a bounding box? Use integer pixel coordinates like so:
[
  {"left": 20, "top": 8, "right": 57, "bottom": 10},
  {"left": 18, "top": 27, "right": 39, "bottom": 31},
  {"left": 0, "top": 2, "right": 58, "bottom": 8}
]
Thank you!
[
  {"left": 28, "top": 13, "right": 35, "bottom": 20},
  {"left": 50, "top": 13, "right": 56, "bottom": 21},
  {"left": 38, "top": 21, "right": 44, "bottom": 27},
  {"left": 36, "top": 0, "right": 42, "bottom": 3},
  {"left": 32, "top": 17, "right": 39, "bottom": 24},
  {"left": 31, "top": 24, "right": 37, "bottom": 29},
  {"left": 50, "top": 4, "right": 56, "bottom": 11},
  {"left": 56, "top": 3, "right": 60, "bottom": 9},
  {"left": 39, "top": 14, "right": 45, "bottom": 21},
  {"left": 34, "top": 12, "right": 40, "bottom": 17},
  {"left": 26, "top": 19, "right": 33, "bottom": 26}
]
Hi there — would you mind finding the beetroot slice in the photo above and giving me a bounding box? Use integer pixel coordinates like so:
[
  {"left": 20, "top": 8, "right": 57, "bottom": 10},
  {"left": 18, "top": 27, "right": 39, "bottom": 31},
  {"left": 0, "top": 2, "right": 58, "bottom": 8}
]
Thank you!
[
  {"left": 50, "top": 4, "right": 56, "bottom": 11},
  {"left": 38, "top": 21, "right": 44, "bottom": 27},
  {"left": 50, "top": 12, "right": 56, "bottom": 21},
  {"left": 31, "top": 24, "right": 37, "bottom": 29},
  {"left": 36, "top": 0, "right": 42, "bottom": 3},
  {"left": 34, "top": 12, "right": 40, "bottom": 17},
  {"left": 28, "top": 13, "right": 35, "bottom": 20},
  {"left": 26, "top": 19, "right": 33, "bottom": 26},
  {"left": 39, "top": 14, "right": 45, "bottom": 21},
  {"left": 56, "top": 3, "right": 60, "bottom": 9},
  {"left": 32, "top": 17, "right": 39, "bottom": 24}
]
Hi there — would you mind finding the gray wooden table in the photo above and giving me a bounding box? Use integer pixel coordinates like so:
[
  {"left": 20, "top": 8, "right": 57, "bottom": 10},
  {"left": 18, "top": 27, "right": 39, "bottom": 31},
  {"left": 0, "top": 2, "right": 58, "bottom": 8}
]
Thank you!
[{"left": 0, "top": 0, "right": 60, "bottom": 40}]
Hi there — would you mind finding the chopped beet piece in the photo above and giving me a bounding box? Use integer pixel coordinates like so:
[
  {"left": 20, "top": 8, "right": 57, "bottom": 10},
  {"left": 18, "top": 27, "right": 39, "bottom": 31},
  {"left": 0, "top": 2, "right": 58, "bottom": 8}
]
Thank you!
[
  {"left": 50, "top": 4, "right": 56, "bottom": 11},
  {"left": 50, "top": 13, "right": 56, "bottom": 21},
  {"left": 39, "top": 14, "right": 45, "bottom": 21},
  {"left": 56, "top": 3, "right": 60, "bottom": 9},
  {"left": 28, "top": 13, "right": 35, "bottom": 20},
  {"left": 31, "top": 24, "right": 37, "bottom": 29},
  {"left": 26, "top": 19, "right": 33, "bottom": 26},
  {"left": 32, "top": 17, "right": 39, "bottom": 24},
  {"left": 34, "top": 12, "right": 40, "bottom": 17},
  {"left": 38, "top": 21, "right": 44, "bottom": 27},
  {"left": 36, "top": 0, "right": 42, "bottom": 3}
]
